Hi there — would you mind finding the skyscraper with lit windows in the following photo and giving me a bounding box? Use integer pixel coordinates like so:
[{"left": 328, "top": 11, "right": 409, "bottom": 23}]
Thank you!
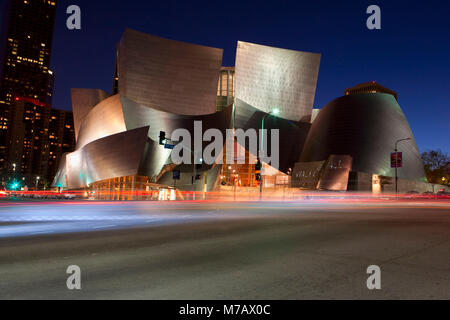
[{"left": 0, "top": 0, "right": 57, "bottom": 179}]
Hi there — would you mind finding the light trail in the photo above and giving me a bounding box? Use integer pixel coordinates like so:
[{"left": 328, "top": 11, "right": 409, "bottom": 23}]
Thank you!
[
  {"left": 2, "top": 189, "right": 449, "bottom": 202},
  {"left": 0, "top": 198, "right": 448, "bottom": 239}
]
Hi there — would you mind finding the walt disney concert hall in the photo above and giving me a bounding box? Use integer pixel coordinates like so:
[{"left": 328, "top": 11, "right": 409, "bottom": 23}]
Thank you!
[{"left": 53, "top": 28, "right": 432, "bottom": 198}]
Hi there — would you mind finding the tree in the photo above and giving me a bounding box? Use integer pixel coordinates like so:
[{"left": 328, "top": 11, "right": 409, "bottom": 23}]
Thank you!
[
  {"left": 379, "top": 175, "right": 393, "bottom": 192},
  {"left": 421, "top": 149, "right": 450, "bottom": 185}
]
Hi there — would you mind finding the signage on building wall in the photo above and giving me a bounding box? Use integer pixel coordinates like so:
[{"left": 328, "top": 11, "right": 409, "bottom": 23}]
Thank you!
[{"left": 391, "top": 152, "right": 402, "bottom": 168}]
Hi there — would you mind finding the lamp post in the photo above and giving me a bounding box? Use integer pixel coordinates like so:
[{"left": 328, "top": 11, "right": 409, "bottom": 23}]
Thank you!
[
  {"left": 394, "top": 138, "right": 411, "bottom": 197},
  {"left": 259, "top": 108, "right": 280, "bottom": 200},
  {"left": 35, "top": 176, "right": 40, "bottom": 191},
  {"left": 284, "top": 167, "right": 292, "bottom": 201},
  {"left": 169, "top": 139, "right": 198, "bottom": 201},
  {"left": 11, "top": 163, "right": 17, "bottom": 190},
  {"left": 192, "top": 151, "right": 197, "bottom": 201},
  {"left": 233, "top": 168, "right": 236, "bottom": 201},
  {"left": 191, "top": 152, "right": 204, "bottom": 201}
]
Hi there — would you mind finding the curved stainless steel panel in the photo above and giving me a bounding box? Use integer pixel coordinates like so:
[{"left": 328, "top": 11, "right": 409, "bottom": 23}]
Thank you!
[
  {"left": 235, "top": 41, "right": 321, "bottom": 122},
  {"left": 300, "top": 93, "right": 427, "bottom": 181},
  {"left": 317, "top": 155, "right": 353, "bottom": 191},
  {"left": 117, "top": 28, "right": 223, "bottom": 116},
  {"left": 53, "top": 94, "right": 233, "bottom": 188},
  {"left": 55, "top": 126, "right": 149, "bottom": 189},
  {"left": 71, "top": 88, "right": 110, "bottom": 140},
  {"left": 76, "top": 94, "right": 127, "bottom": 150},
  {"left": 234, "top": 98, "right": 311, "bottom": 173},
  {"left": 83, "top": 126, "right": 149, "bottom": 186},
  {"left": 121, "top": 95, "right": 233, "bottom": 142},
  {"left": 123, "top": 96, "right": 233, "bottom": 180}
]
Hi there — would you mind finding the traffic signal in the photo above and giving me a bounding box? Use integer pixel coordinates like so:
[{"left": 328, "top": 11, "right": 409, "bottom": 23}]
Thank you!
[
  {"left": 173, "top": 170, "right": 181, "bottom": 180},
  {"left": 255, "top": 160, "right": 261, "bottom": 171},
  {"left": 9, "top": 181, "right": 19, "bottom": 190},
  {"left": 159, "top": 131, "right": 166, "bottom": 145},
  {"left": 192, "top": 174, "right": 201, "bottom": 183},
  {"left": 255, "top": 173, "right": 261, "bottom": 181}
]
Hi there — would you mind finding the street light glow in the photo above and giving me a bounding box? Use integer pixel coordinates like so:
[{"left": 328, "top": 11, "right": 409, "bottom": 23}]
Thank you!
[{"left": 271, "top": 108, "right": 280, "bottom": 116}]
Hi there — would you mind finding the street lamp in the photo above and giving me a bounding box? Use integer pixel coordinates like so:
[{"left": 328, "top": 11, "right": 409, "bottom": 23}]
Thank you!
[
  {"left": 259, "top": 108, "right": 281, "bottom": 200},
  {"left": 394, "top": 138, "right": 411, "bottom": 197},
  {"left": 192, "top": 152, "right": 203, "bottom": 200},
  {"left": 11, "top": 163, "right": 17, "bottom": 188},
  {"left": 35, "top": 176, "right": 40, "bottom": 191},
  {"left": 271, "top": 108, "right": 280, "bottom": 116}
]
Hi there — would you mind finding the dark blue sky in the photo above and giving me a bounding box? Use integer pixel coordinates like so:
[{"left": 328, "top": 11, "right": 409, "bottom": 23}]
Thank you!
[{"left": 3, "top": 0, "right": 449, "bottom": 153}]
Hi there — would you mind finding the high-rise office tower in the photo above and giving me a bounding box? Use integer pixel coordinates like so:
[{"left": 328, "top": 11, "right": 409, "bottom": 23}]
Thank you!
[
  {"left": 0, "top": 0, "right": 57, "bottom": 180},
  {"left": 7, "top": 98, "right": 75, "bottom": 188}
]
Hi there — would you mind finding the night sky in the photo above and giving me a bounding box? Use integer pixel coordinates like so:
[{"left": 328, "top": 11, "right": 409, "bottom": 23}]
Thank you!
[{"left": 1, "top": 0, "right": 449, "bottom": 153}]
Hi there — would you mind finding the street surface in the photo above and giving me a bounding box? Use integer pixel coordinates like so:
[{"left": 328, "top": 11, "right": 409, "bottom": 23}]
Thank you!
[{"left": 0, "top": 199, "right": 449, "bottom": 299}]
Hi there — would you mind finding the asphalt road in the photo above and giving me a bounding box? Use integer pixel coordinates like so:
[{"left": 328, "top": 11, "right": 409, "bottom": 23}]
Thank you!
[{"left": 0, "top": 199, "right": 449, "bottom": 299}]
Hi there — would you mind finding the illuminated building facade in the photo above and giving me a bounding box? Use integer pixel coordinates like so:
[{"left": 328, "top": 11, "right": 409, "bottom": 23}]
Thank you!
[
  {"left": 54, "top": 29, "right": 321, "bottom": 197},
  {"left": 0, "top": 0, "right": 57, "bottom": 176},
  {"left": 7, "top": 98, "right": 74, "bottom": 189},
  {"left": 49, "top": 26, "right": 431, "bottom": 195},
  {"left": 234, "top": 40, "right": 321, "bottom": 122},
  {"left": 115, "top": 29, "right": 223, "bottom": 116},
  {"left": 294, "top": 83, "right": 428, "bottom": 192}
]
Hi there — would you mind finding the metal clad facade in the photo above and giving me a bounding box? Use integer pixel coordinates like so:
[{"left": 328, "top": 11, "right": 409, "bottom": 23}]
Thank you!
[
  {"left": 117, "top": 28, "right": 223, "bottom": 115},
  {"left": 58, "top": 127, "right": 149, "bottom": 189},
  {"left": 76, "top": 95, "right": 127, "bottom": 150},
  {"left": 300, "top": 93, "right": 426, "bottom": 181},
  {"left": 235, "top": 41, "right": 321, "bottom": 122},
  {"left": 71, "top": 88, "right": 110, "bottom": 140}
]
